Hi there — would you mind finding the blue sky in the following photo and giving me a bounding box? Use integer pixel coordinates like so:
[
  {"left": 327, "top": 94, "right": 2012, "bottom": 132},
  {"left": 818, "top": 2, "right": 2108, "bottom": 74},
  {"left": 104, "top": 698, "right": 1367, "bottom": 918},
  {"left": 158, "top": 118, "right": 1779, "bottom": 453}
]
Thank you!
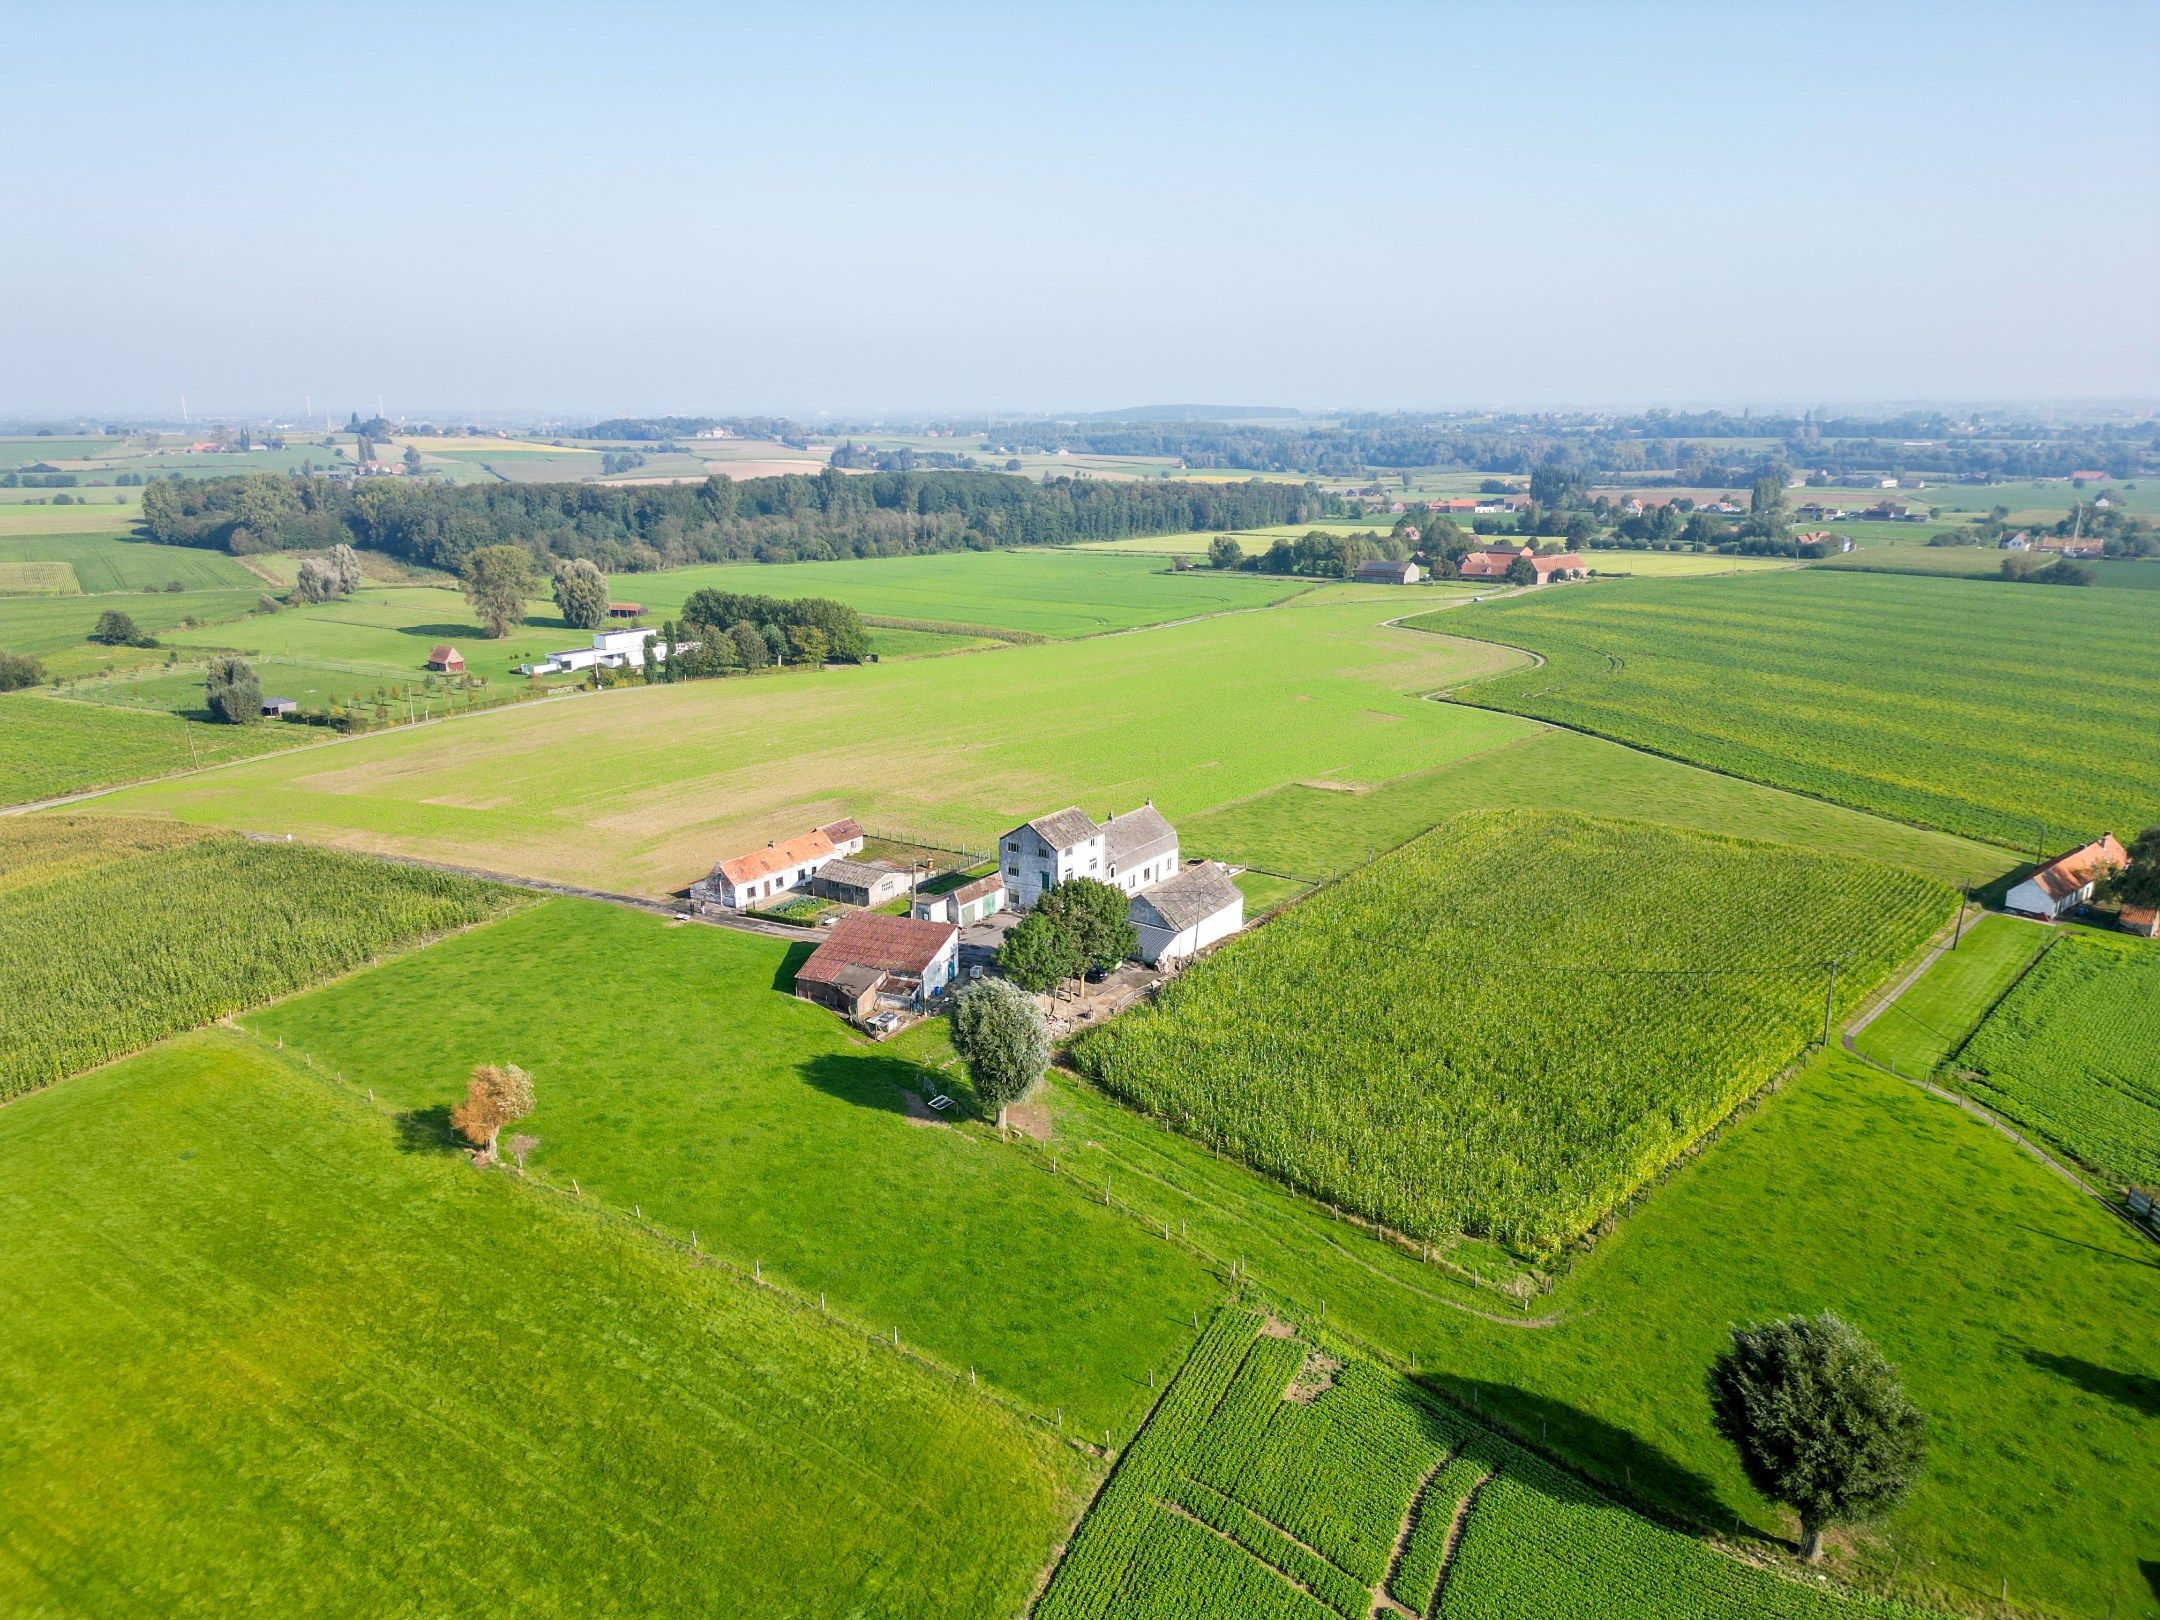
[{"left": 4, "top": 1, "right": 2155, "bottom": 417}]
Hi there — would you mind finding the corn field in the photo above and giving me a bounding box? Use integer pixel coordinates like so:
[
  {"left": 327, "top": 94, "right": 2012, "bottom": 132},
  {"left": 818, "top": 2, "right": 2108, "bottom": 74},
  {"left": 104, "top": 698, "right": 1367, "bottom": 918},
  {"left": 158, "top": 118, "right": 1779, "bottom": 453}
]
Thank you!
[
  {"left": 1034, "top": 1310, "right": 1935, "bottom": 1620},
  {"left": 1, "top": 817, "right": 516, "bottom": 1098},
  {"left": 1074, "top": 811, "right": 1951, "bottom": 1253}
]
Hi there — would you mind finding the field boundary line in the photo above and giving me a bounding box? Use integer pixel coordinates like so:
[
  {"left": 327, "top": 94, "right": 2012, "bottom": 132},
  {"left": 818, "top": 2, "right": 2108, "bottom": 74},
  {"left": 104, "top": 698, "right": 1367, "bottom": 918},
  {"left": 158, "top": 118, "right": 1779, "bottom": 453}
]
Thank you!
[
  {"left": 1148, "top": 1494, "right": 1344, "bottom": 1613},
  {"left": 1376, "top": 1452, "right": 1451, "bottom": 1618},
  {"left": 1425, "top": 1463, "right": 1492, "bottom": 1615},
  {"left": 1839, "top": 927, "right": 2156, "bottom": 1246}
]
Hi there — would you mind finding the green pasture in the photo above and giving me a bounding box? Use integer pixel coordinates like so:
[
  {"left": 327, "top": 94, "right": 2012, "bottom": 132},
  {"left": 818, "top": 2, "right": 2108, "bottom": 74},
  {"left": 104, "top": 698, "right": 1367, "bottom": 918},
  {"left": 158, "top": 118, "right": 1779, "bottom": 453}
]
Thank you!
[
  {"left": 0, "top": 561, "right": 77, "bottom": 596},
  {"left": 1580, "top": 549, "right": 1799, "bottom": 577},
  {"left": 0, "top": 693, "right": 318, "bottom": 807},
  {"left": 1039, "top": 1051, "right": 2159, "bottom": 1619},
  {"left": 620, "top": 548, "right": 1307, "bottom": 639},
  {"left": 0, "top": 588, "right": 266, "bottom": 678},
  {"left": 160, "top": 585, "right": 568, "bottom": 680},
  {"left": 1850, "top": 914, "right": 2047, "bottom": 1075},
  {"left": 0, "top": 530, "right": 260, "bottom": 594},
  {"left": 0, "top": 436, "right": 117, "bottom": 469},
  {"left": 1433, "top": 570, "right": 2160, "bottom": 852},
  {"left": 250, "top": 899, "right": 1224, "bottom": 1438},
  {"left": 93, "top": 591, "right": 1537, "bottom": 893},
  {"left": 0, "top": 1031, "right": 1085, "bottom": 1618},
  {"left": 0, "top": 501, "right": 139, "bottom": 532}
]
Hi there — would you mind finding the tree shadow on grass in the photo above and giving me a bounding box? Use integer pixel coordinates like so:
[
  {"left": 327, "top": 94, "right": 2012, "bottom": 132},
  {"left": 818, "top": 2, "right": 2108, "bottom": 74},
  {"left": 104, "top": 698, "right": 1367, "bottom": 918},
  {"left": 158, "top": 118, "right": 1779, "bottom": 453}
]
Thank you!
[
  {"left": 2018, "top": 1347, "right": 2160, "bottom": 1419},
  {"left": 2142, "top": 1559, "right": 2159, "bottom": 1605},
  {"left": 795, "top": 1050, "right": 926, "bottom": 1120},
  {"left": 2013, "top": 1221, "right": 2160, "bottom": 1271},
  {"left": 1425, "top": 1376, "right": 1752, "bottom": 1540},
  {"left": 392, "top": 1103, "right": 458, "bottom": 1155}
]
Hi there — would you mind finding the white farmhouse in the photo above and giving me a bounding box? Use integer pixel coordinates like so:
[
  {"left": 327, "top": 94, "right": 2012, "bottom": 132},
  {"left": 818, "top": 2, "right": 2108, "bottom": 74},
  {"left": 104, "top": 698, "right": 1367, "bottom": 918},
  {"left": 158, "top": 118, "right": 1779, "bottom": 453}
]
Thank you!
[
  {"left": 522, "top": 627, "right": 691, "bottom": 677},
  {"left": 2004, "top": 835, "right": 2127, "bottom": 922},
  {"left": 998, "top": 808, "right": 1107, "bottom": 910},
  {"left": 1103, "top": 804, "right": 1181, "bottom": 897},
  {"left": 689, "top": 818, "right": 866, "bottom": 911},
  {"left": 1129, "top": 861, "right": 1245, "bottom": 966}
]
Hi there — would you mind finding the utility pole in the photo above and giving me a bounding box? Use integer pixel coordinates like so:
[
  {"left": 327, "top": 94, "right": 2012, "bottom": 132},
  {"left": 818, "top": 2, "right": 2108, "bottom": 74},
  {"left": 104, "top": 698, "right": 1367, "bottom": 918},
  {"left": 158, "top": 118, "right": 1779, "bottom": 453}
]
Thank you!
[{"left": 1821, "top": 959, "right": 1839, "bottom": 1047}]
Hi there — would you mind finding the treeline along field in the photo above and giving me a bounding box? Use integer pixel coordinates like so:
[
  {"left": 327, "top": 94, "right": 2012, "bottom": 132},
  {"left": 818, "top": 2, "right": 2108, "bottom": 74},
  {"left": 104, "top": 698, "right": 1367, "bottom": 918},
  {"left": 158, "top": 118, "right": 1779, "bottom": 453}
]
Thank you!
[
  {"left": 138, "top": 467, "right": 1332, "bottom": 571},
  {"left": 1425, "top": 570, "right": 2160, "bottom": 851},
  {"left": 1955, "top": 931, "right": 2160, "bottom": 1189},
  {"left": 0, "top": 817, "right": 516, "bottom": 1097},
  {"left": 1036, "top": 1309, "right": 1934, "bottom": 1620},
  {"left": 1073, "top": 810, "right": 1952, "bottom": 1252}
]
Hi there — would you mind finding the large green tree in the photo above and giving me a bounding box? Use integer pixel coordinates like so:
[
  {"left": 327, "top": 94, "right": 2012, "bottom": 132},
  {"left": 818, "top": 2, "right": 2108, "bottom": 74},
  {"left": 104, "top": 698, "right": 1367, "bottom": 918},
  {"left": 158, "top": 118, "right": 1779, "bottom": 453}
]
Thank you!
[
  {"left": 552, "top": 557, "right": 610, "bottom": 629},
  {"left": 1208, "top": 534, "right": 1243, "bottom": 570},
  {"left": 460, "top": 544, "right": 538, "bottom": 639},
  {"left": 0, "top": 650, "right": 45, "bottom": 691},
  {"left": 203, "top": 656, "right": 262, "bottom": 725},
  {"left": 2100, "top": 825, "right": 2160, "bottom": 911},
  {"left": 996, "top": 910, "right": 1080, "bottom": 993},
  {"left": 950, "top": 978, "right": 1051, "bottom": 1128},
  {"left": 89, "top": 609, "right": 152, "bottom": 647},
  {"left": 1707, "top": 1312, "right": 1926, "bottom": 1563},
  {"left": 1036, "top": 877, "right": 1138, "bottom": 973}
]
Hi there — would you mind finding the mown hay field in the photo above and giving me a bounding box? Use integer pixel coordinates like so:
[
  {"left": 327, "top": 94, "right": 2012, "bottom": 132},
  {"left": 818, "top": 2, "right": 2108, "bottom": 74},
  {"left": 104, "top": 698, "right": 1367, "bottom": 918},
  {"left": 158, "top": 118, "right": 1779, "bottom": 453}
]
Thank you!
[
  {"left": 0, "top": 587, "right": 266, "bottom": 678},
  {"left": 1037, "top": 1310, "right": 1933, "bottom": 1620},
  {"left": 0, "top": 816, "right": 517, "bottom": 1097},
  {"left": 0, "top": 1032, "right": 1085, "bottom": 1618},
  {"left": 1955, "top": 930, "right": 2160, "bottom": 1189},
  {"left": 1074, "top": 810, "right": 1952, "bottom": 1252},
  {"left": 1428, "top": 570, "right": 2160, "bottom": 850}
]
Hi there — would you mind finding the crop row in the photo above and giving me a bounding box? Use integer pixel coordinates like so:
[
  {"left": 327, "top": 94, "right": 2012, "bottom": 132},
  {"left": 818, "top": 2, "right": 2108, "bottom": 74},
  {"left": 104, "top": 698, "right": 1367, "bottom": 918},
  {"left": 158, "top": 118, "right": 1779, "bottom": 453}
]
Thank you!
[
  {"left": 1440, "top": 570, "right": 2160, "bottom": 850},
  {"left": 1075, "top": 810, "right": 1951, "bottom": 1251},
  {"left": 1034, "top": 1313, "right": 1932, "bottom": 1620},
  {"left": 0, "top": 816, "right": 516, "bottom": 1098},
  {"left": 1957, "top": 932, "right": 2160, "bottom": 1188}
]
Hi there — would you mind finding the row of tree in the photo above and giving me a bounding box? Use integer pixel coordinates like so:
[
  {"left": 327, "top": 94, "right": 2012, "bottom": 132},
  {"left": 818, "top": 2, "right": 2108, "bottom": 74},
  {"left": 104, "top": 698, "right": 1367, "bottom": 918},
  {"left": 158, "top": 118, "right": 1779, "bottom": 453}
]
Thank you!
[{"left": 137, "top": 469, "right": 1333, "bottom": 572}]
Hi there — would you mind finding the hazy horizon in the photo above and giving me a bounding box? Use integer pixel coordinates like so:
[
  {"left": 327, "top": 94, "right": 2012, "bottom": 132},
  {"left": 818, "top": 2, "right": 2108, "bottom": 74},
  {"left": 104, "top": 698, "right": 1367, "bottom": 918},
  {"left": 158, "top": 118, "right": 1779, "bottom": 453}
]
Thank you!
[{"left": 6, "top": 0, "right": 2156, "bottom": 419}]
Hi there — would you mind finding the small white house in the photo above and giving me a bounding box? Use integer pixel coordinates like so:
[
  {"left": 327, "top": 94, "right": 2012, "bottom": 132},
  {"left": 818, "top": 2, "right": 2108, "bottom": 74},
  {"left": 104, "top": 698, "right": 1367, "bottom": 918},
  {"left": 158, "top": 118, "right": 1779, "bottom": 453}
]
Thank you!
[
  {"left": 689, "top": 819, "right": 865, "bottom": 911},
  {"left": 2005, "top": 835, "right": 2127, "bottom": 921},
  {"left": 1129, "top": 862, "right": 1245, "bottom": 966}
]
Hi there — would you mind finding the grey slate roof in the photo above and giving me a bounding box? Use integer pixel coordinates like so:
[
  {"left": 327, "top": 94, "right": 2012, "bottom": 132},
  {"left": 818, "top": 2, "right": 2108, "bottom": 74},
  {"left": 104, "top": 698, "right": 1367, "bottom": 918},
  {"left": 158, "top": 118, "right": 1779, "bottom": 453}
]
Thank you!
[
  {"left": 1025, "top": 807, "right": 1100, "bottom": 850},
  {"left": 1132, "top": 861, "right": 1242, "bottom": 933},
  {"left": 819, "top": 858, "right": 903, "bottom": 888},
  {"left": 1104, "top": 804, "right": 1178, "bottom": 871}
]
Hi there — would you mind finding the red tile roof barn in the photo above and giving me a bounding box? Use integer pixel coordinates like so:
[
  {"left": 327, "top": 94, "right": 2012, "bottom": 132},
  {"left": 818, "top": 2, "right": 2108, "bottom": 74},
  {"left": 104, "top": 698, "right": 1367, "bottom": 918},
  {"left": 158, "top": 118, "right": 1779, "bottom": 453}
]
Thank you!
[
  {"left": 820, "top": 818, "right": 866, "bottom": 845},
  {"left": 717, "top": 828, "right": 837, "bottom": 887},
  {"left": 795, "top": 914, "right": 957, "bottom": 987}
]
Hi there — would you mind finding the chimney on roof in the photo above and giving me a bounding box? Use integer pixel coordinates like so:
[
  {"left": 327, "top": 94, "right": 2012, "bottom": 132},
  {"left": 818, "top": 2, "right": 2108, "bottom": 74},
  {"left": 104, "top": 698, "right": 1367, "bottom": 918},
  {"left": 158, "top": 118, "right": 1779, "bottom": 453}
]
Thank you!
[{"left": 767, "top": 840, "right": 775, "bottom": 848}]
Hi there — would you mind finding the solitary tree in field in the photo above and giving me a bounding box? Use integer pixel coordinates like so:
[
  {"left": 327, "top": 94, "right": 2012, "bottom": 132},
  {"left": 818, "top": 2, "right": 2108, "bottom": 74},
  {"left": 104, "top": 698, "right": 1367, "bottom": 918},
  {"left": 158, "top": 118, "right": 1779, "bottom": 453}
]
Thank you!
[
  {"left": 1036, "top": 877, "right": 1138, "bottom": 974},
  {"left": 951, "top": 978, "right": 1051, "bottom": 1128},
  {"left": 996, "top": 910, "right": 1081, "bottom": 994},
  {"left": 1707, "top": 1312, "right": 1925, "bottom": 1563},
  {"left": 203, "top": 656, "right": 261, "bottom": 724},
  {"left": 460, "top": 544, "right": 538, "bottom": 638},
  {"left": 1208, "top": 534, "right": 1243, "bottom": 570},
  {"left": 450, "top": 1062, "right": 535, "bottom": 1165},
  {"left": 90, "top": 608, "right": 151, "bottom": 647},
  {"left": 552, "top": 557, "right": 610, "bottom": 629}
]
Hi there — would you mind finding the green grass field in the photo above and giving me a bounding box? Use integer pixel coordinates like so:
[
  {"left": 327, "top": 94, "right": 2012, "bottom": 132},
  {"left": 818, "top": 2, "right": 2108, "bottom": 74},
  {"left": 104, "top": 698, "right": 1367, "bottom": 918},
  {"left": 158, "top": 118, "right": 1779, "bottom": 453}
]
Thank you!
[
  {"left": 1820, "top": 545, "right": 2160, "bottom": 590},
  {"left": 1038, "top": 1310, "right": 1931, "bottom": 1620},
  {"left": 88, "top": 586, "right": 2006, "bottom": 899},
  {"left": 0, "top": 1031, "right": 1086, "bottom": 1618},
  {"left": 92, "top": 591, "right": 1539, "bottom": 892},
  {"left": 1850, "top": 914, "right": 2046, "bottom": 1075},
  {"left": 1074, "top": 811, "right": 1951, "bottom": 1251},
  {"left": 1954, "top": 930, "right": 2160, "bottom": 1189},
  {"left": 1034, "top": 1049, "right": 2159, "bottom": 1618},
  {"left": 0, "top": 692, "right": 319, "bottom": 807},
  {"left": 620, "top": 548, "right": 1309, "bottom": 638},
  {"left": 0, "top": 560, "right": 77, "bottom": 595},
  {"left": 0, "top": 816, "right": 516, "bottom": 1099},
  {"left": 0, "top": 502, "right": 140, "bottom": 532},
  {"left": 1430, "top": 570, "right": 2160, "bottom": 851},
  {"left": 0, "top": 588, "right": 267, "bottom": 678},
  {"left": 0, "top": 530, "right": 260, "bottom": 594},
  {"left": 249, "top": 898, "right": 1225, "bottom": 1438}
]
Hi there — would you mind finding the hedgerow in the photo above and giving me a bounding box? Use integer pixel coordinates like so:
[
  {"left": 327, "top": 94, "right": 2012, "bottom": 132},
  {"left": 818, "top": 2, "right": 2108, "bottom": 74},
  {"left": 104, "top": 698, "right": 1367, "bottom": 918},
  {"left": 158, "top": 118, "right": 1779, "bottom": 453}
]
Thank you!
[
  {"left": 1074, "top": 811, "right": 1951, "bottom": 1252},
  {"left": 0, "top": 816, "right": 516, "bottom": 1097}
]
